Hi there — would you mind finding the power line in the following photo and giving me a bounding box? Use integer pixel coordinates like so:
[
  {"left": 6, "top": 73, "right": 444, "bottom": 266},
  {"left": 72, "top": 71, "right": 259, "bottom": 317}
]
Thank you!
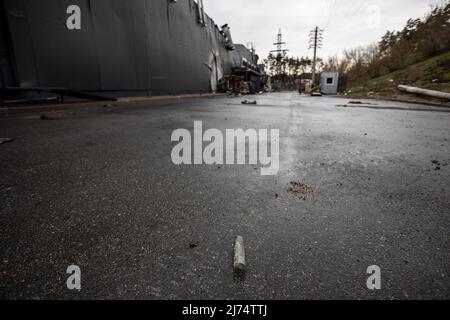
[
  {"left": 323, "top": 0, "right": 339, "bottom": 30},
  {"left": 319, "top": 0, "right": 341, "bottom": 55},
  {"left": 341, "top": 0, "right": 367, "bottom": 30},
  {"left": 315, "top": 0, "right": 326, "bottom": 27},
  {"left": 323, "top": 0, "right": 365, "bottom": 34},
  {"left": 337, "top": 0, "right": 364, "bottom": 25},
  {"left": 316, "top": 0, "right": 328, "bottom": 26},
  {"left": 270, "top": 28, "right": 289, "bottom": 76},
  {"left": 346, "top": 0, "right": 367, "bottom": 21}
]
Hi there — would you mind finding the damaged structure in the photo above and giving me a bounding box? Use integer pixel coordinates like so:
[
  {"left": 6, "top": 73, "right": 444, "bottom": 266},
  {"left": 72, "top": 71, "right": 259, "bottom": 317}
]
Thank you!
[{"left": 0, "top": 0, "right": 264, "bottom": 103}]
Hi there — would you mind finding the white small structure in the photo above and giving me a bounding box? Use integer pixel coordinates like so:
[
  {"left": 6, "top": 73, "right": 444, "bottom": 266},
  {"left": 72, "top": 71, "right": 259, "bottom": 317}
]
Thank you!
[{"left": 320, "top": 72, "right": 339, "bottom": 95}]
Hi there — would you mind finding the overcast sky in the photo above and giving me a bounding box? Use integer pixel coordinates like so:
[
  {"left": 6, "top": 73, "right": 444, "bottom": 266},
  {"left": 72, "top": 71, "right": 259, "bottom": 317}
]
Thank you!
[{"left": 205, "top": 0, "right": 445, "bottom": 60}]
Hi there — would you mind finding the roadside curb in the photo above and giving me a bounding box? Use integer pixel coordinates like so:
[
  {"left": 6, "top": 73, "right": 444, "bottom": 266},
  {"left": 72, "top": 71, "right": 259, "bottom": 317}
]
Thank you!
[
  {"left": 0, "top": 93, "right": 226, "bottom": 116},
  {"left": 342, "top": 95, "right": 450, "bottom": 109}
]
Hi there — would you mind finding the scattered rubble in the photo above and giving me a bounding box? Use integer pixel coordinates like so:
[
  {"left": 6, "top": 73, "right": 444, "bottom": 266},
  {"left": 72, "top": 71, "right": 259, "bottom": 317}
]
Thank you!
[
  {"left": 287, "top": 181, "right": 314, "bottom": 201},
  {"left": 431, "top": 160, "right": 443, "bottom": 171},
  {"left": 0, "top": 185, "right": 13, "bottom": 192},
  {"left": 103, "top": 104, "right": 118, "bottom": 108},
  {"left": 189, "top": 240, "right": 199, "bottom": 249},
  {"left": 221, "top": 75, "right": 250, "bottom": 95},
  {"left": 0, "top": 138, "right": 14, "bottom": 145},
  {"left": 40, "top": 114, "right": 60, "bottom": 120},
  {"left": 348, "top": 101, "right": 378, "bottom": 106}
]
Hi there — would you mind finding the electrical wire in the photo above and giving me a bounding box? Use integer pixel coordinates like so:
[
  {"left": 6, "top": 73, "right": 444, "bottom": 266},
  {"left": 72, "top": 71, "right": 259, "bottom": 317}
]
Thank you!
[
  {"left": 343, "top": 0, "right": 367, "bottom": 34},
  {"left": 323, "top": 0, "right": 340, "bottom": 30},
  {"left": 315, "top": 0, "right": 325, "bottom": 27}
]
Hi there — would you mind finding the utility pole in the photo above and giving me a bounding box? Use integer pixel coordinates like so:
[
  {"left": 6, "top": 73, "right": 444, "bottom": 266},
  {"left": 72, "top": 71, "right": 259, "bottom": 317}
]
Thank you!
[
  {"left": 247, "top": 42, "right": 256, "bottom": 66},
  {"left": 309, "top": 26, "right": 323, "bottom": 85},
  {"left": 270, "top": 28, "right": 289, "bottom": 76}
]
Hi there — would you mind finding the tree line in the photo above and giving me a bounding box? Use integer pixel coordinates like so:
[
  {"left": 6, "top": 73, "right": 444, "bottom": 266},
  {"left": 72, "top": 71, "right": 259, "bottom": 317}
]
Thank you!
[
  {"left": 264, "top": 54, "right": 317, "bottom": 78},
  {"left": 322, "top": 1, "right": 450, "bottom": 86},
  {"left": 265, "top": 1, "right": 449, "bottom": 86}
]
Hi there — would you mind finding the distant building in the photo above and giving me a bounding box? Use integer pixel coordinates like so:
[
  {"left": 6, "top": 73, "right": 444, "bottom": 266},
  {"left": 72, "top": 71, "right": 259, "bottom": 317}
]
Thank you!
[{"left": 320, "top": 72, "right": 339, "bottom": 95}]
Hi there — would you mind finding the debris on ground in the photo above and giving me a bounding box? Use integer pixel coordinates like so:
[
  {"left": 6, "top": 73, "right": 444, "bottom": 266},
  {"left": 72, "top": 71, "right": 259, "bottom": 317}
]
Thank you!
[
  {"left": 241, "top": 100, "right": 257, "bottom": 105},
  {"left": 233, "top": 236, "right": 246, "bottom": 275},
  {"left": 40, "top": 114, "right": 60, "bottom": 120},
  {"left": 0, "top": 185, "right": 13, "bottom": 192},
  {"left": 287, "top": 181, "right": 314, "bottom": 201},
  {"left": 103, "top": 104, "right": 118, "bottom": 108},
  {"left": 0, "top": 138, "right": 14, "bottom": 145},
  {"left": 220, "top": 75, "right": 250, "bottom": 95},
  {"left": 189, "top": 240, "right": 199, "bottom": 249},
  {"left": 348, "top": 101, "right": 379, "bottom": 106},
  {"left": 431, "top": 160, "right": 443, "bottom": 171}
]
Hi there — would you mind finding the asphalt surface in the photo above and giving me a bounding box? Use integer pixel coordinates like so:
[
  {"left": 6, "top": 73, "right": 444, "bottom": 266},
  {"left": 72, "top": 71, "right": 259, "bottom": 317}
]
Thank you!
[{"left": 0, "top": 92, "right": 449, "bottom": 300}]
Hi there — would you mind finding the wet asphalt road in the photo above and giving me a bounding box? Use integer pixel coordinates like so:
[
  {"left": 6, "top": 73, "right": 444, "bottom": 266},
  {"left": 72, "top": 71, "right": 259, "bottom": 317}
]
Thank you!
[{"left": 0, "top": 92, "right": 449, "bottom": 300}]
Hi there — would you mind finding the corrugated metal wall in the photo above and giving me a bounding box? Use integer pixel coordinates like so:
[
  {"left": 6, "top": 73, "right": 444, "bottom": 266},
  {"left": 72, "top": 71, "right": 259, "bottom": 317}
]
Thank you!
[
  {"left": 0, "top": 0, "right": 16, "bottom": 88},
  {"left": 1, "top": 0, "right": 247, "bottom": 95}
]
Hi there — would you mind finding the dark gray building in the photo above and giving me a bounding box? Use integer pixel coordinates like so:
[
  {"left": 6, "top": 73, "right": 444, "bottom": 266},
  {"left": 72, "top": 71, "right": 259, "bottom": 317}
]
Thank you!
[{"left": 0, "top": 0, "right": 263, "bottom": 101}]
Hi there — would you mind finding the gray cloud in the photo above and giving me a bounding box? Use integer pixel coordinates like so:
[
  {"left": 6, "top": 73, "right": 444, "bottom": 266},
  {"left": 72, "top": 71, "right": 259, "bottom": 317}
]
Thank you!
[{"left": 205, "top": 0, "right": 444, "bottom": 60}]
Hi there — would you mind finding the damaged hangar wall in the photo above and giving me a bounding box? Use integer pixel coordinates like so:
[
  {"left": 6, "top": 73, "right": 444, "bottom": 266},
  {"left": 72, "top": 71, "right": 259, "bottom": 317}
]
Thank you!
[{"left": 1, "top": 0, "right": 247, "bottom": 95}]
